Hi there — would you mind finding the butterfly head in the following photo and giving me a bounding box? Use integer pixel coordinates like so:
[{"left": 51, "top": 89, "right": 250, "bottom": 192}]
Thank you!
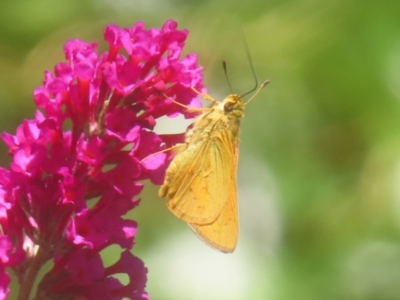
[{"left": 222, "top": 94, "right": 245, "bottom": 118}]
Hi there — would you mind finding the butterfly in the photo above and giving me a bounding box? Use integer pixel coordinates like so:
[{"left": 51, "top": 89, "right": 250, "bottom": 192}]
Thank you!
[{"left": 159, "top": 77, "right": 269, "bottom": 253}]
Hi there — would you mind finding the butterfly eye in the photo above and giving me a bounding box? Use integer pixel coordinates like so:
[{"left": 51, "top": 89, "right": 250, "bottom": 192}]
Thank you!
[{"left": 224, "top": 102, "right": 235, "bottom": 112}]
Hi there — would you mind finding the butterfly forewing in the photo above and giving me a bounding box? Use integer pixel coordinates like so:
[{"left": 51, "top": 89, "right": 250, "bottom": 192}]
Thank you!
[{"left": 159, "top": 110, "right": 234, "bottom": 225}]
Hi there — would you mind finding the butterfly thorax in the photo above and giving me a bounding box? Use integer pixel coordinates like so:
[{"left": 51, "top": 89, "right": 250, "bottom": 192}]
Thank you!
[{"left": 186, "top": 94, "right": 245, "bottom": 145}]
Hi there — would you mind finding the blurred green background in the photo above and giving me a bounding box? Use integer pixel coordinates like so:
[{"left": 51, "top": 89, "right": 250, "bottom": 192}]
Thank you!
[{"left": 2, "top": 0, "right": 400, "bottom": 299}]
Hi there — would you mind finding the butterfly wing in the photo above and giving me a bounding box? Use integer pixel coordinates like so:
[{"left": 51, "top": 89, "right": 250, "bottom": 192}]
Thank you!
[
  {"left": 188, "top": 138, "right": 239, "bottom": 253},
  {"left": 159, "top": 130, "right": 233, "bottom": 225}
]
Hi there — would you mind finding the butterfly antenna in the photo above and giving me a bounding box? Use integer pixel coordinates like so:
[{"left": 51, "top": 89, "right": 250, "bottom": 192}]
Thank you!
[
  {"left": 241, "top": 34, "right": 259, "bottom": 98},
  {"left": 222, "top": 60, "right": 234, "bottom": 94},
  {"left": 245, "top": 79, "right": 270, "bottom": 105}
]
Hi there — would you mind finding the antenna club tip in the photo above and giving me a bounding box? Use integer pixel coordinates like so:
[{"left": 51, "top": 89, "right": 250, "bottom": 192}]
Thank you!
[{"left": 261, "top": 80, "right": 271, "bottom": 87}]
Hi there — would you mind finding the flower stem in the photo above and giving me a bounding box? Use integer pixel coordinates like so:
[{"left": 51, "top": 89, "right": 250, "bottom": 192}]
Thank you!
[{"left": 17, "top": 246, "right": 47, "bottom": 300}]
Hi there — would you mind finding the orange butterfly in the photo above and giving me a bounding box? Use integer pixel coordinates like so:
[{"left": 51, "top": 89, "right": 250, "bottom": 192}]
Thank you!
[{"left": 159, "top": 79, "right": 269, "bottom": 253}]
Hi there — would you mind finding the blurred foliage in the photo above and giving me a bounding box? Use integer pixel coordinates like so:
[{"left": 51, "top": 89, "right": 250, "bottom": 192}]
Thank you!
[{"left": 1, "top": 0, "right": 400, "bottom": 299}]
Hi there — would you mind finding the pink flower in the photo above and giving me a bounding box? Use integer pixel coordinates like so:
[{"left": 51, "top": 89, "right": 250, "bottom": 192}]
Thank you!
[{"left": 0, "top": 20, "right": 203, "bottom": 299}]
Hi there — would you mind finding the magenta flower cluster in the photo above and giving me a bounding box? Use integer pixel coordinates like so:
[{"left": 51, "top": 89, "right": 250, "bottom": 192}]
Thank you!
[{"left": 0, "top": 20, "right": 203, "bottom": 299}]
